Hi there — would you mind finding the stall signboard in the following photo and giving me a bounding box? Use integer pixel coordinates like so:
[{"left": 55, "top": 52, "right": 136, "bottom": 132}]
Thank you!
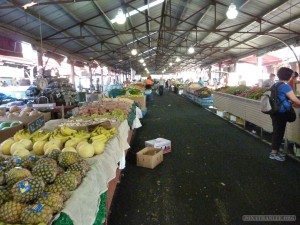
[{"left": 28, "top": 115, "right": 45, "bottom": 133}]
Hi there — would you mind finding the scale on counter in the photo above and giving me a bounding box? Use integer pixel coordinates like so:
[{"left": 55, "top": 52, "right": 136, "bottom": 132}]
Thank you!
[{"left": 36, "top": 78, "right": 48, "bottom": 90}]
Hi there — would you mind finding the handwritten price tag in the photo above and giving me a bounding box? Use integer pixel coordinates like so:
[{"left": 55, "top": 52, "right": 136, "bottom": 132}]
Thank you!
[{"left": 28, "top": 116, "right": 45, "bottom": 133}]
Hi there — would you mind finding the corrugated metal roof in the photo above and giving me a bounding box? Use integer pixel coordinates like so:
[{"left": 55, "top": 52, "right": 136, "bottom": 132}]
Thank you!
[{"left": 0, "top": 0, "right": 299, "bottom": 74}]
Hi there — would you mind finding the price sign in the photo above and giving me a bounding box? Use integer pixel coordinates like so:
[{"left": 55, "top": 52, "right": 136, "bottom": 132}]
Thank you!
[{"left": 28, "top": 116, "right": 45, "bottom": 134}]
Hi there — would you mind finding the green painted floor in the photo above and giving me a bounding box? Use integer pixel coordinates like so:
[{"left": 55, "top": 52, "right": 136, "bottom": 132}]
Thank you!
[{"left": 108, "top": 90, "right": 300, "bottom": 225}]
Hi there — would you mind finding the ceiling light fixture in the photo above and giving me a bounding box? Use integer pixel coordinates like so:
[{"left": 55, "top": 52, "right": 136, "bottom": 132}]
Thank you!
[
  {"left": 169, "top": 62, "right": 173, "bottom": 66},
  {"left": 226, "top": 3, "right": 238, "bottom": 19},
  {"left": 111, "top": 0, "right": 164, "bottom": 24},
  {"left": 23, "top": 1, "right": 37, "bottom": 9},
  {"left": 176, "top": 56, "right": 181, "bottom": 62},
  {"left": 139, "top": 58, "right": 144, "bottom": 63},
  {"left": 115, "top": 8, "right": 126, "bottom": 24},
  {"left": 188, "top": 46, "right": 195, "bottom": 54},
  {"left": 143, "top": 63, "right": 146, "bottom": 66},
  {"left": 131, "top": 49, "right": 137, "bottom": 55}
]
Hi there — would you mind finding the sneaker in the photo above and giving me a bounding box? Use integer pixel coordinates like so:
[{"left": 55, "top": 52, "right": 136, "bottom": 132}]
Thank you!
[{"left": 269, "top": 153, "right": 285, "bottom": 161}]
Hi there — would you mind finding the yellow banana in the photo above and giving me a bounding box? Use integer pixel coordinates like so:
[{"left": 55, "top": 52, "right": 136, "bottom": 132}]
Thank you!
[{"left": 60, "top": 126, "right": 77, "bottom": 136}]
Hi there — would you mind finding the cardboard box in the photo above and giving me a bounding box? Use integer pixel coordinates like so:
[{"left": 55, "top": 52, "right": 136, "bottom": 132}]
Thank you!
[
  {"left": 0, "top": 123, "right": 24, "bottom": 143},
  {"left": 145, "top": 138, "right": 171, "bottom": 154},
  {"left": 137, "top": 147, "right": 163, "bottom": 169}
]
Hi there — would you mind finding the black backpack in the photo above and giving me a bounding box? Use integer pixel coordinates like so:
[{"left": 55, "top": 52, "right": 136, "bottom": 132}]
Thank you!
[{"left": 261, "top": 82, "right": 284, "bottom": 114}]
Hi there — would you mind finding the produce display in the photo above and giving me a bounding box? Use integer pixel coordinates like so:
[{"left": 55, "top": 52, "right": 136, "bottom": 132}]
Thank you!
[
  {"left": 0, "top": 124, "right": 117, "bottom": 159},
  {"left": 0, "top": 106, "right": 43, "bottom": 120},
  {"left": 0, "top": 97, "right": 138, "bottom": 225},
  {"left": 193, "top": 87, "right": 212, "bottom": 98},
  {"left": 0, "top": 148, "right": 90, "bottom": 225},
  {"left": 215, "top": 85, "right": 266, "bottom": 100}
]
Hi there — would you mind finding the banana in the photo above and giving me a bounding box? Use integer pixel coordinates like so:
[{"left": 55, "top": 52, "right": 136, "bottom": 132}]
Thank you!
[
  {"left": 60, "top": 126, "right": 77, "bottom": 136},
  {"left": 13, "top": 130, "right": 31, "bottom": 141},
  {"left": 90, "top": 134, "right": 108, "bottom": 142}
]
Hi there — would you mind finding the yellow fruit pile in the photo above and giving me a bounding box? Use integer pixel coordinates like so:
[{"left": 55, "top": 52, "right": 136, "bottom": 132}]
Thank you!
[{"left": 0, "top": 125, "right": 118, "bottom": 158}]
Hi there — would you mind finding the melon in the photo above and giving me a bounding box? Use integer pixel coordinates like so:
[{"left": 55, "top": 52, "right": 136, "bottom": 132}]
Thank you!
[
  {"left": 62, "top": 146, "right": 77, "bottom": 153},
  {"left": 92, "top": 141, "right": 105, "bottom": 155},
  {"left": 10, "top": 142, "right": 26, "bottom": 155},
  {"left": 78, "top": 143, "right": 94, "bottom": 158},
  {"left": 19, "top": 139, "right": 33, "bottom": 151},
  {"left": 0, "top": 138, "right": 15, "bottom": 155},
  {"left": 13, "top": 148, "right": 30, "bottom": 157},
  {"left": 64, "top": 139, "right": 78, "bottom": 148},
  {"left": 33, "top": 140, "right": 47, "bottom": 156}
]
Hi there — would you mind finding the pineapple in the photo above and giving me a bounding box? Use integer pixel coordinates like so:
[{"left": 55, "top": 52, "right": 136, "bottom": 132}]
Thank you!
[
  {"left": 35, "top": 157, "right": 58, "bottom": 168},
  {"left": 21, "top": 203, "right": 53, "bottom": 224},
  {"left": 0, "top": 201, "right": 26, "bottom": 224},
  {"left": 32, "top": 163, "right": 57, "bottom": 184},
  {"left": 67, "top": 170, "right": 82, "bottom": 184},
  {"left": 44, "top": 184, "right": 70, "bottom": 202},
  {"left": 58, "top": 151, "right": 80, "bottom": 168},
  {"left": 21, "top": 155, "right": 38, "bottom": 169},
  {"left": 38, "top": 192, "right": 64, "bottom": 213},
  {"left": 46, "top": 149, "right": 61, "bottom": 161},
  {"left": 56, "top": 165, "right": 65, "bottom": 176},
  {"left": 6, "top": 167, "right": 32, "bottom": 187},
  {"left": 11, "top": 176, "right": 45, "bottom": 203},
  {"left": 0, "top": 188, "right": 11, "bottom": 205},
  {"left": 67, "top": 161, "right": 88, "bottom": 177},
  {"left": 78, "top": 159, "right": 90, "bottom": 173},
  {"left": 0, "top": 169, "right": 5, "bottom": 186},
  {"left": 5, "top": 156, "right": 23, "bottom": 171},
  {"left": 54, "top": 173, "right": 78, "bottom": 191}
]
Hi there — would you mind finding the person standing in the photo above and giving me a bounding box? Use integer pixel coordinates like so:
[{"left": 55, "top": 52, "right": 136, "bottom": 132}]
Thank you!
[
  {"left": 262, "top": 73, "right": 276, "bottom": 88},
  {"left": 269, "top": 67, "right": 300, "bottom": 161},
  {"left": 198, "top": 77, "right": 205, "bottom": 86},
  {"left": 145, "top": 76, "right": 153, "bottom": 90}
]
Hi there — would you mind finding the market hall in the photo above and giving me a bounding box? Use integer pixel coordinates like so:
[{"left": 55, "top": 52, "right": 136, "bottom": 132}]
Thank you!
[{"left": 0, "top": 0, "right": 300, "bottom": 225}]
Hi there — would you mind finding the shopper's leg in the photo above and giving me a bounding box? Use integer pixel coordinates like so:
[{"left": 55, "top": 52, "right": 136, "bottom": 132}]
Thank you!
[{"left": 271, "top": 114, "right": 287, "bottom": 152}]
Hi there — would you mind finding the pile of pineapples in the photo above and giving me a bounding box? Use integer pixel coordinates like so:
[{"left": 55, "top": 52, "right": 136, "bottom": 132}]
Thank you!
[{"left": 0, "top": 150, "right": 90, "bottom": 225}]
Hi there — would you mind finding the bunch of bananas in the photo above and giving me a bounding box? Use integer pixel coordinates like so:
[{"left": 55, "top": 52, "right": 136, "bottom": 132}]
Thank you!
[
  {"left": 90, "top": 126, "right": 117, "bottom": 142},
  {"left": 13, "top": 130, "right": 31, "bottom": 141},
  {"left": 30, "top": 130, "right": 51, "bottom": 143},
  {"left": 60, "top": 126, "right": 78, "bottom": 136},
  {"left": 71, "top": 130, "right": 91, "bottom": 143}
]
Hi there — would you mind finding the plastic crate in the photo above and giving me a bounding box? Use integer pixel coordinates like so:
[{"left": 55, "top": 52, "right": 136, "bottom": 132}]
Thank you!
[{"left": 195, "top": 96, "right": 213, "bottom": 108}]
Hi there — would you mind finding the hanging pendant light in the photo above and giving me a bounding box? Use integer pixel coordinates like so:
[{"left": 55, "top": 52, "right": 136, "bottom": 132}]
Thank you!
[
  {"left": 115, "top": 8, "right": 126, "bottom": 24},
  {"left": 131, "top": 49, "right": 137, "bottom": 55},
  {"left": 226, "top": 3, "right": 238, "bottom": 19},
  {"left": 188, "top": 46, "right": 195, "bottom": 54},
  {"left": 176, "top": 56, "right": 181, "bottom": 62}
]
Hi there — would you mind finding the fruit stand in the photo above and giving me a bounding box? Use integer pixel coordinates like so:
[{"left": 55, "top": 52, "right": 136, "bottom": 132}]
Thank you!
[
  {"left": 0, "top": 97, "right": 142, "bottom": 225},
  {"left": 213, "top": 91, "right": 300, "bottom": 144}
]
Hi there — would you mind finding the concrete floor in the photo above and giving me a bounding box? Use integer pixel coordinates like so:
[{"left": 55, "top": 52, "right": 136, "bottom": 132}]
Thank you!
[{"left": 108, "top": 90, "right": 300, "bottom": 225}]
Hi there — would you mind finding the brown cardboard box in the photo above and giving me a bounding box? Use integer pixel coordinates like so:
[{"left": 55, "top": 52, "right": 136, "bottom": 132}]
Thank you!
[
  {"left": 0, "top": 123, "right": 24, "bottom": 143},
  {"left": 137, "top": 147, "right": 163, "bottom": 169}
]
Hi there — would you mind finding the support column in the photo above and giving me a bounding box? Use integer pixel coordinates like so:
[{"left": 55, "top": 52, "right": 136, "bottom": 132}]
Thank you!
[{"left": 70, "top": 60, "right": 75, "bottom": 85}]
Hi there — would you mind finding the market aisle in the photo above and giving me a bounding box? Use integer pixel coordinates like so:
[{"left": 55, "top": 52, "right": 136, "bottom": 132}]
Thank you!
[{"left": 108, "top": 90, "right": 300, "bottom": 225}]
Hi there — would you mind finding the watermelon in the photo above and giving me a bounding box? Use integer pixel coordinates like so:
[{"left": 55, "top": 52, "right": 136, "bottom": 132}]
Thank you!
[{"left": 0, "top": 122, "right": 11, "bottom": 129}]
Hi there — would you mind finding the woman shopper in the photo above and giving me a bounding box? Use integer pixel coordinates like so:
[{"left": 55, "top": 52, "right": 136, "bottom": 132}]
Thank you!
[{"left": 269, "top": 67, "right": 300, "bottom": 161}]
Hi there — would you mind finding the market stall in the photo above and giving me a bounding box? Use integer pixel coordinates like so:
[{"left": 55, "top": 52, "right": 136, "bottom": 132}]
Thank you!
[
  {"left": 213, "top": 91, "right": 300, "bottom": 145},
  {"left": 0, "top": 97, "right": 143, "bottom": 225}
]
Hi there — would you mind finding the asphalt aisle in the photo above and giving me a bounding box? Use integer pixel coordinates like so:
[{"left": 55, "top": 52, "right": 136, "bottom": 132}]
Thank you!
[{"left": 108, "top": 89, "right": 300, "bottom": 225}]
